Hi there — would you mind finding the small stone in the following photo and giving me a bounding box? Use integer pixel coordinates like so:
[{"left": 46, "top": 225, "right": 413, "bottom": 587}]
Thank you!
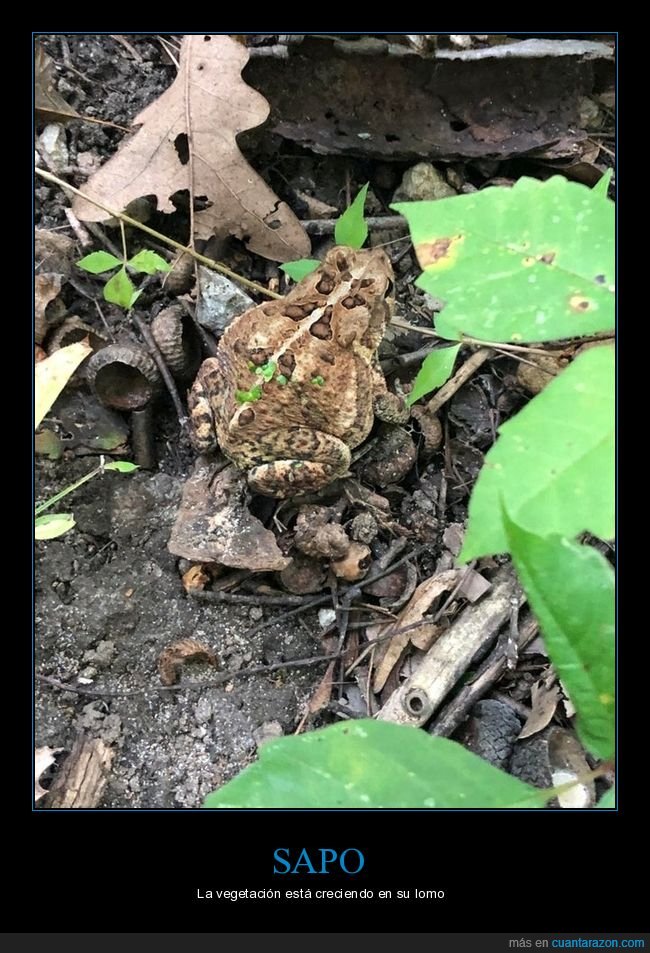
[
  {"left": 38, "top": 123, "right": 69, "bottom": 171},
  {"left": 249, "top": 606, "right": 264, "bottom": 622},
  {"left": 393, "top": 163, "right": 456, "bottom": 203},
  {"left": 194, "top": 696, "right": 213, "bottom": 725},
  {"left": 253, "top": 721, "right": 284, "bottom": 748},
  {"left": 318, "top": 608, "right": 337, "bottom": 629},
  {"left": 350, "top": 512, "right": 378, "bottom": 544},
  {"left": 196, "top": 268, "right": 254, "bottom": 334}
]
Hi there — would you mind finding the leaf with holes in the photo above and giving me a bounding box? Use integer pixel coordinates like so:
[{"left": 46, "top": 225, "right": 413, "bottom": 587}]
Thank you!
[
  {"left": 503, "top": 511, "right": 615, "bottom": 760},
  {"left": 393, "top": 175, "right": 614, "bottom": 343},
  {"left": 459, "top": 345, "right": 614, "bottom": 561},
  {"left": 71, "top": 35, "right": 310, "bottom": 263},
  {"left": 204, "top": 719, "right": 547, "bottom": 808}
]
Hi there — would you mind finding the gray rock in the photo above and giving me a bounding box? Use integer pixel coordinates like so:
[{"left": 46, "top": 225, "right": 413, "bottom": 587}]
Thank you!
[
  {"left": 196, "top": 267, "right": 254, "bottom": 334},
  {"left": 393, "top": 163, "right": 456, "bottom": 203}
]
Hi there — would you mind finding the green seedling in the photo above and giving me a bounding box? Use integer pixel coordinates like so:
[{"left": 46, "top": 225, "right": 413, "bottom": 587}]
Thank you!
[{"left": 77, "top": 224, "right": 170, "bottom": 310}]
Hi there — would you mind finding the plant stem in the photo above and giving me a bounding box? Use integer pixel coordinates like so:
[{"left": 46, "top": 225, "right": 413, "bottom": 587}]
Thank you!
[
  {"left": 35, "top": 463, "right": 102, "bottom": 516},
  {"left": 34, "top": 167, "right": 283, "bottom": 300}
]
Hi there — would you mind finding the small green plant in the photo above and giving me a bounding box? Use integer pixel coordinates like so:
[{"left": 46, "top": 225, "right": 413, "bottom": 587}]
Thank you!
[
  {"left": 280, "top": 183, "right": 370, "bottom": 281},
  {"left": 35, "top": 340, "right": 138, "bottom": 541},
  {"left": 35, "top": 457, "right": 138, "bottom": 540},
  {"left": 77, "top": 225, "right": 170, "bottom": 310},
  {"left": 203, "top": 172, "right": 615, "bottom": 809}
]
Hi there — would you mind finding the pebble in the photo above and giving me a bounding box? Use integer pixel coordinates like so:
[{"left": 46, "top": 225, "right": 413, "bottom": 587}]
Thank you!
[
  {"left": 196, "top": 268, "right": 254, "bottom": 335},
  {"left": 392, "top": 163, "right": 456, "bottom": 203}
]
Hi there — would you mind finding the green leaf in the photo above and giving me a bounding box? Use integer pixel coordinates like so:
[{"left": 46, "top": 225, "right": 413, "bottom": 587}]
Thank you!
[
  {"left": 235, "top": 385, "right": 262, "bottom": 404},
  {"left": 393, "top": 176, "right": 614, "bottom": 343},
  {"left": 459, "top": 345, "right": 614, "bottom": 561},
  {"left": 335, "top": 183, "right": 369, "bottom": 249},
  {"left": 596, "top": 788, "right": 616, "bottom": 808},
  {"left": 127, "top": 249, "right": 171, "bottom": 275},
  {"left": 104, "top": 267, "right": 137, "bottom": 309},
  {"left": 503, "top": 512, "right": 615, "bottom": 760},
  {"left": 592, "top": 168, "right": 613, "bottom": 198},
  {"left": 203, "top": 719, "right": 545, "bottom": 808},
  {"left": 76, "top": 251, "right": 122, "bottom": 275},
  {"left": 254, "top": 362, "right": 277, "bottom": 383},
  {"left": 104, "top": 461, "right": 139, "bottom": 473},
  {"left": 407, "top": 344, "right": 460, "bottom": 405},
  {"left": 35, "top": 513, "right": 75, "bottom": 540},
  {"left": 35, "top": 430, "right": 63, "bottom": 460},
  {"left": 280, "top": 259, "right": 321, "bottom": 282}
]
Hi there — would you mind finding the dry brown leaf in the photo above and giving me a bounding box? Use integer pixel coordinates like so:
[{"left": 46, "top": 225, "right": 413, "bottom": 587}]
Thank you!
[
  {"left": 371, "top": 569, "right": 460, "bottom": 693},
  {"left": 35, "top": 745, "right": 62, "bottom": 801},
  {"left": 35, "top": 46, "right": 124, "bottom": 130},
  {"left": 158, "top": 638, "right": 219, "bottom": 686},
  {"left": 35, "top": 46, "right": 82, "bottom": 124},
  {"left": 72, "top": 34, "right": 310, "bottom": 263},
  {"left": 35, "top": 273, "right": 64, "bottom": 344},
  {"left": 518, "top": 671, "right": 562, "bottom": 740}
]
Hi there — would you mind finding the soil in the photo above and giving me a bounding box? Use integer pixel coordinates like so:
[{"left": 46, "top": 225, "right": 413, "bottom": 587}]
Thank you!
[{"left": 34, "top": 34, "right": 615, "bottom": 809}]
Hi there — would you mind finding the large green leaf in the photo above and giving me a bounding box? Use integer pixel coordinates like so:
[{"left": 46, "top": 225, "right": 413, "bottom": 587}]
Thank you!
[
  {"left": 393, "top": 176, "right": 614, "bottom": 343},
  {"left": 335, "top": 183, "right": 369, "bottom": 249},
  {"left": 407, "top": 344, "right": 460, "bottom": 405},
  {"left": 503, "top": 512, "right": 615, "bottom": 760},
  {"left": 459, "top": 345, "right": 614, "bottom": 561},
  {"left": 203, "top": 719, "right": 545, "bottom": 808}
]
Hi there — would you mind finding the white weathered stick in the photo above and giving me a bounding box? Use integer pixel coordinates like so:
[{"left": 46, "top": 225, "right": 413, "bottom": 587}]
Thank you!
[{"left": 377, "top": 563, "right": 523, "bottom": 727}]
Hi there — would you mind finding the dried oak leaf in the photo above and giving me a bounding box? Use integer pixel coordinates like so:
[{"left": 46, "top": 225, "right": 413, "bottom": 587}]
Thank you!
[
  {"left": 158, "top": 638, "right": 219, "bottom": 686},
  {"left": 71, "top": 34, "right": 310, "bottom": 263},
  {"left": 35, "top": 46, "right": 82, "bottom": 124}
]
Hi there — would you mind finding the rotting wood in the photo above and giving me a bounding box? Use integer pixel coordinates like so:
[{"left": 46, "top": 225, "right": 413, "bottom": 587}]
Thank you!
[
  {"left": 44, "top": 733, "right": 114, "bottom": 809},
  {"left": 377, "top": 564, "right": 524, "bottom": 727}
]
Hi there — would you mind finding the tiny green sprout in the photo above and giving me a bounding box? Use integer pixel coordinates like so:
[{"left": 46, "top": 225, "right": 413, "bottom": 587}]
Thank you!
[
  {"left": 235, "top": 385, "right": 263, "bottom": 404},
  {"left": 311, "top": 376, "right": 325, "bottom": 387},
  {"left": 77, "top": 228, "right": 170, "bottom": 311},
  {"left": 276, "top": 375, "right": 288, "bottom": 386},
  {"left": 254, "top": 361, "right": 277, "bottom": 383}
]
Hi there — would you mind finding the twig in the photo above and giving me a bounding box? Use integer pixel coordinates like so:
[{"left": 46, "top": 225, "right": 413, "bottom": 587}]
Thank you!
[
  {"left": 35, "top": 168, "right": 283, "bottom": 301},
  {"left": 64, "top": 208, "right": 92, "bottom": 248},
  {"left": 389, "top": 318, "right": 556, "bottom": 357},
  {"left": 192, "top": 589, "right": 318, "bottom": 607},
  {"left": 131, "top": 407, "right": 156, "bottom": 469},
  {"left": 129, "top": 312, "right": 188, "bottom": 425},
  {"left": 299, "top": 215, "right": 407, "bottom": 236},
  {"left": 430, "top": 613, "right": 539, "bottom": 737},
  {"left": 424, "top": 348, "right": 494, "bottom": 415},
  {"left": 37, "top": 651, "right": 337, "bottom": 699}
]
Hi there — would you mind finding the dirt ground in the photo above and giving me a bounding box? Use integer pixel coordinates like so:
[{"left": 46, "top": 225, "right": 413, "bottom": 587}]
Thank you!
[{"left": 34, "top": 34, "right": 615, "bottom": 809}]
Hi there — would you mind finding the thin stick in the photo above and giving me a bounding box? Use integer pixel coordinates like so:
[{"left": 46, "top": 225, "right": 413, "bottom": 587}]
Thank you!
[
  {"left": 390, "top": 317, "right": 557, "bottom": 357},
  {"left": 424, "top": 348, "right": 494, "bottom": 415},
  {"left": 300, "top": 215, "right": 407, "bottom": 236},
  {"left": 35, "top": 168, "right": 282, "bottom": 300}
]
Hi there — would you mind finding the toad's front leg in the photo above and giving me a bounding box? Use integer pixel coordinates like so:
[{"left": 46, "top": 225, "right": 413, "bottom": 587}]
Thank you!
[{"left": 371, "top": 365, "right": 410, "bottom": 424}]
